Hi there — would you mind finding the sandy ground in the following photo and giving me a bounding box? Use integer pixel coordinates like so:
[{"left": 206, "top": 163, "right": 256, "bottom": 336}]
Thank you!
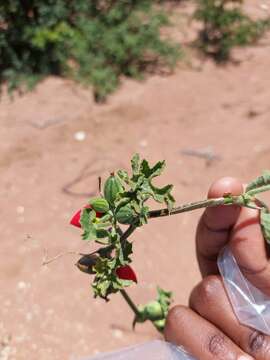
[{"left": 1, "top": 4, "right": 270, "bottom": 359}]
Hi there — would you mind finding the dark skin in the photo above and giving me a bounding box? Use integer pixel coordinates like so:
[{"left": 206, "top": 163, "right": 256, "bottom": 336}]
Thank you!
[{"left": 164, "top": 177, "right": 270, "bottom": 360}]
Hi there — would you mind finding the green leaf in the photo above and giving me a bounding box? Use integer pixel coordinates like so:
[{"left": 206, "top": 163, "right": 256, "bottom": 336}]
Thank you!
[
  {"left": 96, "top": 229, "right": 110, "bottom": 239},
  {"left": 140, "top": 159, "right": 165, "bottom": 179},
  {"left": 81, "top": 208, "right": 96, "bottom": 240},
  {"left": 246, "top": 170, "right": 270, "bottom": 192},
  {"left": 117, "top": 169, "right": 130, "bottom": 185},
  {"left": 261, "top": 209, "right": 270, "bottom": 245},
  {"left": 115, "top": 239, "right": 133, "bottom": 266},
  {"left": 131, "top": 153, "right": 140, "bottom": 176},
  {"left": 113, "top": 278, "right": 133, "bottom": 290},
  {"left": 156, "top": 286, "right": 173, "bottom": 319},
  {"left": 98, "top": 280, "right": 111, "bottom": 298},
  {"left": 115, "top": 154, "right": 175, "bottom": 228}
]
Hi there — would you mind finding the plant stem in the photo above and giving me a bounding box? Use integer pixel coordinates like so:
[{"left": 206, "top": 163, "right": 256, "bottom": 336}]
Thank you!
[
  {"left": 149, "top": 184, "right": 270, "bottom": 219},
  {"left": 247, "top": 184, "right": 270, "bottom": 197},
  {"left": 148, "top": 196, "right": 238, "bottom": 219},
  {"left": 91, "top": 225, "right": 136, "bottom": 257},
  {"left": 120, "top": 224, "right": 136, "bottom": 241},
  {"left": 120, "top": 289, "right": 141, "bottom": 318},
  {"left": 148, "top": 185, "right": 270, "bottom": 218}
]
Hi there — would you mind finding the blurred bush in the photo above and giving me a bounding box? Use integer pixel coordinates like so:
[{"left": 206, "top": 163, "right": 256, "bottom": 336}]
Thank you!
[
  {"left": 0, "top": 0, "right": 181, "bottom": 101},
  {"left": 195, "top": 0, "right": 270, "bottom": 62}
]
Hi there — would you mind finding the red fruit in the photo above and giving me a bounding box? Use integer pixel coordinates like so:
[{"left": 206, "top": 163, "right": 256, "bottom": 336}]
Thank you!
[
  {"left": 116, "top": 265, "right": 137, "bottom": 283},
  {"left": 70, "top": 209, "right": 82, "bottom": 228},
  {"left": 70, "top": 205, "right": 102, "bottom": 228}
]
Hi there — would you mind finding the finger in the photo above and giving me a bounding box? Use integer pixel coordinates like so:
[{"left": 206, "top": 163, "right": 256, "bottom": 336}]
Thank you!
[
  {"left": 164, "top": 305, "right": 253, "bottom": 360},
  {"left": 190, "top": 275, "right": 270, "bottom": 359},
  {"left": 196, "top": 177, "right": 243, "bottom": 277},
  {"left": 230, "top": 206, "right": 270, "bottom": 295}
]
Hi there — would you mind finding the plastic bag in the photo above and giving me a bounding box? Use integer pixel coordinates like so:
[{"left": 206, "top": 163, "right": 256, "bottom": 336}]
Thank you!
[
  {"left": 77, "top": 340, "right": 196, "bottom": 360},
  {"left": 217, "top": 245, "right": 270, "bottom": 335}
]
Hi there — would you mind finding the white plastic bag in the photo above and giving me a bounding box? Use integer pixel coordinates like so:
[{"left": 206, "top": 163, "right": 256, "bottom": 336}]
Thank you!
[
  {"left": 218, "top": 245, "right": 270, "bottom": 335},
  {"left": 77, "top": 340, "right": 196, "bottom": 360}
]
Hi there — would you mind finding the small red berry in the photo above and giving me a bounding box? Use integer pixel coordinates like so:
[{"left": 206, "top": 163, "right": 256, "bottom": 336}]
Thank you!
[{"left": 116, "top": 265, "right": 137, "bottom": 283}]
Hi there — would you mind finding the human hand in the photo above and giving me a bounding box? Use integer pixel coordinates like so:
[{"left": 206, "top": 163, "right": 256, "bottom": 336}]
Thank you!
[{"left": 165, "top": 177, "right": 270, "bottom": 359}]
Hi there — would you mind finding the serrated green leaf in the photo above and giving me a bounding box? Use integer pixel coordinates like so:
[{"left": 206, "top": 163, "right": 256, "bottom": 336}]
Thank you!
[
  {"left": 261, "top": 209, "right": 270, "bottom": 245},
  {"left": 81, "top": 208, "right": 97, "bottom": 240},
  {"left": 117, "top": 169, "right": 130, "bottom": 184},
  {"left": 246, "top": 170, "right": 270, "bottom": 192},
  {"left": 110, "top": 258, "right": 117, "bottom": 269},
  {"left": 114, "top": 154, "right": 175, "bottom": 228},
  {"left": 116, "top": 278, "right": 133, "bottom": 289},
  {"left": 157, "top": 286, "right": 173, "bottom": 314},
  {"left": 131, "top": 153, "right": 140, "bottom": 176},
  {"left": 140, "top": 159, "right": 165, "bottom": 179},
  {"left": 96, "top": 228, "right": 109, "bottom": 239},
  {"left": 99, "top": 280, "right": 110, "bottom": 298}
]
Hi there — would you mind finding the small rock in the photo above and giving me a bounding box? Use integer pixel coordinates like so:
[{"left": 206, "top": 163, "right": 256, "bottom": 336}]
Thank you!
[
  {"left": 260, "top": 3, "right": 269, "bottom": 10},
  {"left": 17, "top": 281, "right": 27, "bottom": 290},
  {"left": 112, "top": 329, "right": 123, "bottom": 339},
  {"left": 139, "top": 139, "right": 148, "bottom": 148},
  {"left": 16, "top": 206, "right": 25, "bottom": 215},
  {"left": 74, "top": 131, "right": 86, "bottom": 142},
  {"left": 17, "top": 281, "right": 30, "bottom": 290},
  {"left": 25, "top": 312, "right": 33, "bottom": 322}
]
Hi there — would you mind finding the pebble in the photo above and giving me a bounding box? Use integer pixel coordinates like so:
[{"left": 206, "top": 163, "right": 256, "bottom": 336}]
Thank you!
[
  {"left": 17, "top": 281, "right": 30, "bottom": 290},
  {"left": 112, "top": 329, "right": 123, "bottom": 339},
  {"left": 139, "top": 139, "right": 148, "bottom": 148},
  {"left": 260, "top": 3, "right": 269, "bottom": 10},
  {"left": 16, "top": 206, "right": 25, "bottom": 215},
  {"left": 74, "top": 131, "right": 86, "bottom": 142},
  {"left": 17, "top": 281, "right": 27, "bottom": 290}
]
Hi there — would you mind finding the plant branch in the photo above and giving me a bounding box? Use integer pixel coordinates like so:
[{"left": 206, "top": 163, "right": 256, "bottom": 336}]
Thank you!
[
  {"left": 120, "top": 289, "right": 141, "bottom": 318},
  {"left": 247, "top": 184, "right": 270, "bottom": 197},
  {"left": 148, "top": 191, "right": 267, "bottom": 219},
  {"left": 120, "top": 224, "right": 136, "bottom": 241},
  {"left": 149, "top": 196, "right": 233, "bottom": 218}
]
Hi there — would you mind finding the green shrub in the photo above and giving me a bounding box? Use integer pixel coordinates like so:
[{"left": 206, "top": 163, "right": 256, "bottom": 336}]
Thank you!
[
  {"left": 0, "top": 1, "right": 181, "bottom": 101},
  {"left": 195, "top": 0, "right": 270, "bottom": 62}
]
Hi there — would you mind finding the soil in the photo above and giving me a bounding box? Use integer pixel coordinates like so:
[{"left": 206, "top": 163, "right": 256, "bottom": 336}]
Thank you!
[{"left": 1, "top": 3, "right": 270, "bottom": 358}]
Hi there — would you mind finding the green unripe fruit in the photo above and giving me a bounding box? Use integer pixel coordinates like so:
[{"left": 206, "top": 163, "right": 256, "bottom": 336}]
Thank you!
[
  {"left": 104, "top": 174, "right": 123, "bottom": 206},
  {"left": 136, "top": 305, "right": 147, "bottom": 323},
  {"left": 115, "top": 205, "right": 136, "bottom": 225},
  {"left": 89, "top": 197, "right": 109, "bottom": 213},
  {"left": 153, "top": 318, "right": 166, "bottom": 332},
  {"left": 145, "top": 301, "right": 163, "bottom": 321}
]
